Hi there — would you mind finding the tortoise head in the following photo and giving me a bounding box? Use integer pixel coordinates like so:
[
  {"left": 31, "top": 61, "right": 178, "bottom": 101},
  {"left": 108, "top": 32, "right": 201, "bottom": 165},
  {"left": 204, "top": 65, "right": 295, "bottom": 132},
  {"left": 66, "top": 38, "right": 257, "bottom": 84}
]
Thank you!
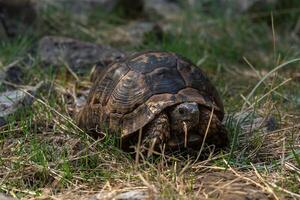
[
  {"left": 169, "top": 102, "right": 200, "bottom": 132},
  {"left": 167, "top": 102, "right": 203, "bottom": 148}
]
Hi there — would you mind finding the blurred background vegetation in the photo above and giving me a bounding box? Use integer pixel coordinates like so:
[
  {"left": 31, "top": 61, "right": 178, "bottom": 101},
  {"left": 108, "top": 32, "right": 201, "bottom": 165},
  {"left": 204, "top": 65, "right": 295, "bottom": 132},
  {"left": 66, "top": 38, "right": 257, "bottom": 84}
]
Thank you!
[{"left": 0, "top": 0, "right": 300, "bottom": 199}]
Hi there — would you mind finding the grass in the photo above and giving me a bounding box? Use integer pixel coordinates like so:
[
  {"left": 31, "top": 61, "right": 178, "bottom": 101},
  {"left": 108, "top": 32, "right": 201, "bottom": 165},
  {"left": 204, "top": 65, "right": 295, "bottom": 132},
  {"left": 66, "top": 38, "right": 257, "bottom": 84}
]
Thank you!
[
  {"left": 0, "top": 1, "right": 300, "bottom": 199},
  {"left": 0, "top": 36, "right": 33, "bottom": 66}
]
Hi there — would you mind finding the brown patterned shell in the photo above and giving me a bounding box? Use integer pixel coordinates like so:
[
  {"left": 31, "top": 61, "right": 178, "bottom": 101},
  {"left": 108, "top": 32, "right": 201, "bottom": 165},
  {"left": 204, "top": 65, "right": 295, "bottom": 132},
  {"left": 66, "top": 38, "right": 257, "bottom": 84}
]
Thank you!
[{"left": 77, "top": 51, "right": 224, "bottom": 139}]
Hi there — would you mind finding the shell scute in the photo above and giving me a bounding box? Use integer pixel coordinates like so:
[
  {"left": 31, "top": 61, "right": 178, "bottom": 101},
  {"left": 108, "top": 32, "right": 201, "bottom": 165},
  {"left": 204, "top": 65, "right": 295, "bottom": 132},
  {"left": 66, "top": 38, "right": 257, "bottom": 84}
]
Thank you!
[
  {"left": 106, "top": 70, "right": 151, "bottom": 114},
  {"left": 127, "top": 52, "right": 177, "bottom": 74},
  {"left": 88, "top": 63, "right": 130, "bottom": 106},
  {"left": 144, "top": 66, "right": 185, "bottom": 94},
  {"left": 77, "top": 51, "right": 224, "bottom": 139}
]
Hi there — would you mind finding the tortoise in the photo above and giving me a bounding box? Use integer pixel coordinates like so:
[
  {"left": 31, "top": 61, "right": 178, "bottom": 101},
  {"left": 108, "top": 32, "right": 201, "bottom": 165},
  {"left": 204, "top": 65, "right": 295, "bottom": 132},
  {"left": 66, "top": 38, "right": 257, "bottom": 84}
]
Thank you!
[{"left": 76, "top": 51, "right": 228, "bottom": 154}]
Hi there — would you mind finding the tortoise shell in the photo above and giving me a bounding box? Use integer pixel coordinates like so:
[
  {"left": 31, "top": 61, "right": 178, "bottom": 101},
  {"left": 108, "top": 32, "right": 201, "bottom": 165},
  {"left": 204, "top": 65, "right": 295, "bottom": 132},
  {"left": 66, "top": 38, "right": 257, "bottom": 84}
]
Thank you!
[{"left": 77, "top": 51, "right": 224, "bottom": 139}]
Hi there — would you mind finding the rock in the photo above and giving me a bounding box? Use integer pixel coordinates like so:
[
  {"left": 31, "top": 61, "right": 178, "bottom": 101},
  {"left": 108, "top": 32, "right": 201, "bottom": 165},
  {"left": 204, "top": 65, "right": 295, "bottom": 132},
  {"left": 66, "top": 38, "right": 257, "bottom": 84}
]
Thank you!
[
  {"left": 0, "top": 90, "right": 31, "bottom": 124},
  {"left": 0, "top": 82, "right": 43, "bottom": 126},
  {"left": 102, "top": 21, "right": 163, "bottom": 46},
  {"left": 34, "top": 0, "right": 143, "bottom": 21},
  {"left": 3, "top": 65, "right": 24, "bottom": 85},
  {"left": 0, "top": 0, "right": 36, "bottom": 37},
  {"left": 0, "top": 193, "right": 15, "bottom": 200},
  {"left": 143, "top": 0, "right": 182, "bottom": 20},
  {"left": 34, "top": 0, "right": 181, "bottom": 22},
  {"left": 219, "top": 0, "right": 277, "bottom": 14},
  {"left": 33, "top": 0, "right": 118, "bottom": 15},
  {"left": 38, "top": 36, "right": 125, "bottom": 74},
  {"left": 227, "top": 111, "right": 278, "bottom": 134},
  {"left": 217, "top": 0, "right": 300, "bottom": 25},
  {"left": 89, "top": 189, "right": 156, "bottom": 200},
  {"left": 0, "top": 61, "right": 25, "bottom": 88}
]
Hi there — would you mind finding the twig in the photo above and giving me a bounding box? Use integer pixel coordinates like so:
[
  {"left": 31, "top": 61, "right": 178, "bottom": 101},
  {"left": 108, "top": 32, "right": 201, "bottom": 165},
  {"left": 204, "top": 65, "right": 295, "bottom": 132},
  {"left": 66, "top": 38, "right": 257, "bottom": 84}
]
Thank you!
[
  {"left": 250, "top": 163, "right": 280, "bottom": 200},
  {"left": 194, "top": 107, "right": 214, "bottom": 163}
]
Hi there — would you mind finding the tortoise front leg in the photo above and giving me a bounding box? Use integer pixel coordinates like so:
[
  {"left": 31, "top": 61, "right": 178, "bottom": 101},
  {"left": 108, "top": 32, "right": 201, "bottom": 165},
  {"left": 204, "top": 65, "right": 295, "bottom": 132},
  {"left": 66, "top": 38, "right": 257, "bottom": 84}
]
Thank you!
[
  {"left": 141, "top": 112, "right": 170, "bottom": 157},
  {"left": 198, "top": 107, "right": 229, "bottom": 149}
]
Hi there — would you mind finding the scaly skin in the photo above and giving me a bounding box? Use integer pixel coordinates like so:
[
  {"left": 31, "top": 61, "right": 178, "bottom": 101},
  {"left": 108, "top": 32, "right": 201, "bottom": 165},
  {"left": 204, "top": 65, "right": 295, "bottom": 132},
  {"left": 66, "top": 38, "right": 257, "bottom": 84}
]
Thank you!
[
  {"left": 198, "top": 107, "right": 229, "bottom": 148},
  {"left": 141, "top": 112, "right": 170, "bottom": 156}
]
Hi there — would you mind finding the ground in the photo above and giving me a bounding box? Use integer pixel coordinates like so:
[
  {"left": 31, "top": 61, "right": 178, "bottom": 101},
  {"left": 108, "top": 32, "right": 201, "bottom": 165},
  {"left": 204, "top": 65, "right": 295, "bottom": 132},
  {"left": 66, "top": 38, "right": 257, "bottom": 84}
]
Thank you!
[{"left": 0, "top": 1, "right": 300, "bottom": 199}]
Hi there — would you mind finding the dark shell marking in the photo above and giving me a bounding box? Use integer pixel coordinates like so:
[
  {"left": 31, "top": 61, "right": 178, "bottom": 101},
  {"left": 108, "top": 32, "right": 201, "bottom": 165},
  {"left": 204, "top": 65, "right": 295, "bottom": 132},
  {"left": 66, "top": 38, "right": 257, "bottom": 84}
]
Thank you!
[
  {"left": 128, "top": 52, "right": 177, "bottom": 73},
  {"left": 77, "top": 51, "right": 224, "bottom": 138}
]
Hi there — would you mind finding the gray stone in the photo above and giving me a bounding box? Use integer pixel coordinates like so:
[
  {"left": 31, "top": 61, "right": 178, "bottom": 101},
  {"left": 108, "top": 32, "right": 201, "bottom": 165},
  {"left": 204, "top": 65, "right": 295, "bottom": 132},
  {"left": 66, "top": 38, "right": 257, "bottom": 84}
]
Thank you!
[
  {"left": 33, "top": 0, "right": 182, "bottom": 21},
  {"left": 38, "top": 36, "right": 125, "bottom": 74},
  {"left": 33, "top": 0, "right": 118, "bottom": 14},
  {"left": 102, "top": 21, "right": 163, "bottom": 46},
  {"left": 0, "top": 61, "right": 25, "bottom": 88},
  {"left": 89, "top": 189, "right": 156, "bottom": 200},
  {"left": 0, "top": 90, "right": 31, "bottom": 118},
  {"left": 219, "top": 0, "right": 277, "bottom": 14},
  {"left": 0, "top": 82, "right": 44, "bottom": 126},
  {"left": 143, "top": 0, "right": 182, "bottom": 20},
  {"left": 33, "top": 0, "right": 143, "bottom": 21},
  {"left": 3, "top": 65, "right": 24, "bottom": 85},
  {"left": 227, "top": 111, "right": 278, "bottom": 134},
  {"left": 0, "top": 193, "right": 15, "bottom": 200}
]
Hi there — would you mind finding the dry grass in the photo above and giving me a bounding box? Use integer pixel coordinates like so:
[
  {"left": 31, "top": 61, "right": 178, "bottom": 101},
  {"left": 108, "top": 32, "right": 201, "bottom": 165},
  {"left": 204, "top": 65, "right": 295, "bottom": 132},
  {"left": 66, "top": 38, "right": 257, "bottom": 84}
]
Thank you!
[
  {"left": 1, "top": 2, "right": 300, "bottom": 200},
  {"left": 0, "top": 59, "right": 299, "bottom": 200}
]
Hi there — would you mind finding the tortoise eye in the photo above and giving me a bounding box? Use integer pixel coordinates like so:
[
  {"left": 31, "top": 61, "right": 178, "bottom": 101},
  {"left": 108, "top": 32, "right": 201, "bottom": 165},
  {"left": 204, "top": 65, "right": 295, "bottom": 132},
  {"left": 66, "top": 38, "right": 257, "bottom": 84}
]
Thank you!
[{"left": 178, "top": 107, "right": 185, "bottom": 115}]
